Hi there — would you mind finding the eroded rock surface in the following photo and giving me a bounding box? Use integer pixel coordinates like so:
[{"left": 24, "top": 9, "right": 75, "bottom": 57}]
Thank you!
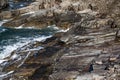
[
  {"left": 1, "top": 0, "right": 120, "bottom": 28},
  {"left": 1, "top": 11, "right": 120, "bottom": 80},
  {"left": 1, "top": 0, "right": 120, "bottom": 80}
]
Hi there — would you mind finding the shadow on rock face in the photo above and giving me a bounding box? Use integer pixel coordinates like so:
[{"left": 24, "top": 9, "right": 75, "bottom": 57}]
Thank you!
[
  {"left": 28, "top": 64, "right": 52, "bottom": 80},
  {"left": 0, "top": 0, "right": 9, "bottom": 10}
]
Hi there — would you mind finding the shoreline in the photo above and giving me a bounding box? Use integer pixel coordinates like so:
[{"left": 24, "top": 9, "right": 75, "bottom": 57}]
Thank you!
[{"left": 0, "top": 0, "right": 120, "bottom": 80}]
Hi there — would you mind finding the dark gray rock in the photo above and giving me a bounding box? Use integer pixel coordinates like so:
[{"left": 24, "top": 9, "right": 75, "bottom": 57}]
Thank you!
[{"left": 0, "top": 0, "right": 8, "bottom": 10}]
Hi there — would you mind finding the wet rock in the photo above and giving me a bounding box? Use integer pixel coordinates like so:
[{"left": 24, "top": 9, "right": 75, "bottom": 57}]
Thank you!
[
  {"left": 2, "top": 18, "right": 120, "bottom": 80},
  {"left": 1, "top": 33, "right": 66, "bottom": 80}
]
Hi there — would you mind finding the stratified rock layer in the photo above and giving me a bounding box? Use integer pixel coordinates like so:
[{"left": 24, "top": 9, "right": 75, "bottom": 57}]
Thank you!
[
  {"left": 1, "top": 0, "right": 120, "bottom": 28},
  {"left": 2, "top": 10, "right": 120, "bottom": 80},
  {"left": 1, "top": 0, "right": 120, "bottom": 80}
]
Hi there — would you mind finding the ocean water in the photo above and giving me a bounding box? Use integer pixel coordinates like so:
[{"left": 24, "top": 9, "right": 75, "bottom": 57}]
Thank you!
[
  {"left": 0, "top": 25, "right": 59, "bottom": 59},
  {"left": 8, "top": 0, "right": 34, "bottom": 10}
]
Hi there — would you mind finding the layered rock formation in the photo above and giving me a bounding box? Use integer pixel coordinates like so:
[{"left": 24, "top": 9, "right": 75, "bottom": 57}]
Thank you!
[
  {"left": 0, "top": 0, "right": 120, "bottom": 80},
  {"left": 2, "top": 10, "right": 120, "bottom": 80},
  {"left": 1, "top": 0, "right": 120, "bottom": 28}
]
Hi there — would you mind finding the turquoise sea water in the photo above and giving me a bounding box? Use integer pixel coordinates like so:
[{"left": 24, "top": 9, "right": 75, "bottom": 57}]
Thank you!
[{"left": 0, "top": 26, "right": 58, "bottom": 59}]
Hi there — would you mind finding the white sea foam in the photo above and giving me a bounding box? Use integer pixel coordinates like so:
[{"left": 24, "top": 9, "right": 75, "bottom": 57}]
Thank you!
[
  {"left": 15, "top": 24, "right": 35, "bottom": 29},
  {"left": 0, "top": 21, "right": 6, "bottom": 26},
  {"left": 0, "top": 36, "right": 51, "bottom": 60},
  {"left": 48, "top": 25, "right": 59, "bottom": 30},
  {"left": 20, "top": 4, "right": 24, "bottom": 7},
  {"left": 0, "top": 41, "right": 29, "bottom": 59},
  {"left": 11, "top": 54, "right": 19, "bottom": 60},
  {"left": 0, "top": 28, "right": 7, "bottom": 33},
  {"left": 0, "top": 25, "right": 57, "bottom": 63},
  {"left": 0, "top": 19, "right": 12, "bottom": 26},
  {"left": 33, "top": 36, "right": 52, "bottom": 42},
  {"left": 0, "top": 60, "right": 7, "bottom": 64},
  {"left": 15, "top": 24, "right": 24, "bottom": 29}
]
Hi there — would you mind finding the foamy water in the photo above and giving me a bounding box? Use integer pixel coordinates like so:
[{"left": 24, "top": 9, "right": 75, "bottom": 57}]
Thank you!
[
  {"left": 0, "top": 20, "right": 10, "bottom": 26},
  {"left": 0, "top": 19, "right": 70, "bottom": 79},
  {"left": 0, "top": 34, "right": 53, "bottom": 59},
  {"left": 0, "top": 21, "right": 69, "bottom": 60},
  {"left": 0, "top": 24, "right": 58, "bottom": 79},
  {"left": 0, "top": 23, "right": 58, "bottom": 60}
]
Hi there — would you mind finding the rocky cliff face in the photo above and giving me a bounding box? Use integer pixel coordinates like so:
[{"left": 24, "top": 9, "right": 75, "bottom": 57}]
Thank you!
[
  {"left": 2, "top": 12, "right": 120, "bottom": 80},
  {"left": 1, "top": 0, "right": 120, "bottom": 80},
  {"left": 1, "top": 0, "right": 120, "bottom": 27}
]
